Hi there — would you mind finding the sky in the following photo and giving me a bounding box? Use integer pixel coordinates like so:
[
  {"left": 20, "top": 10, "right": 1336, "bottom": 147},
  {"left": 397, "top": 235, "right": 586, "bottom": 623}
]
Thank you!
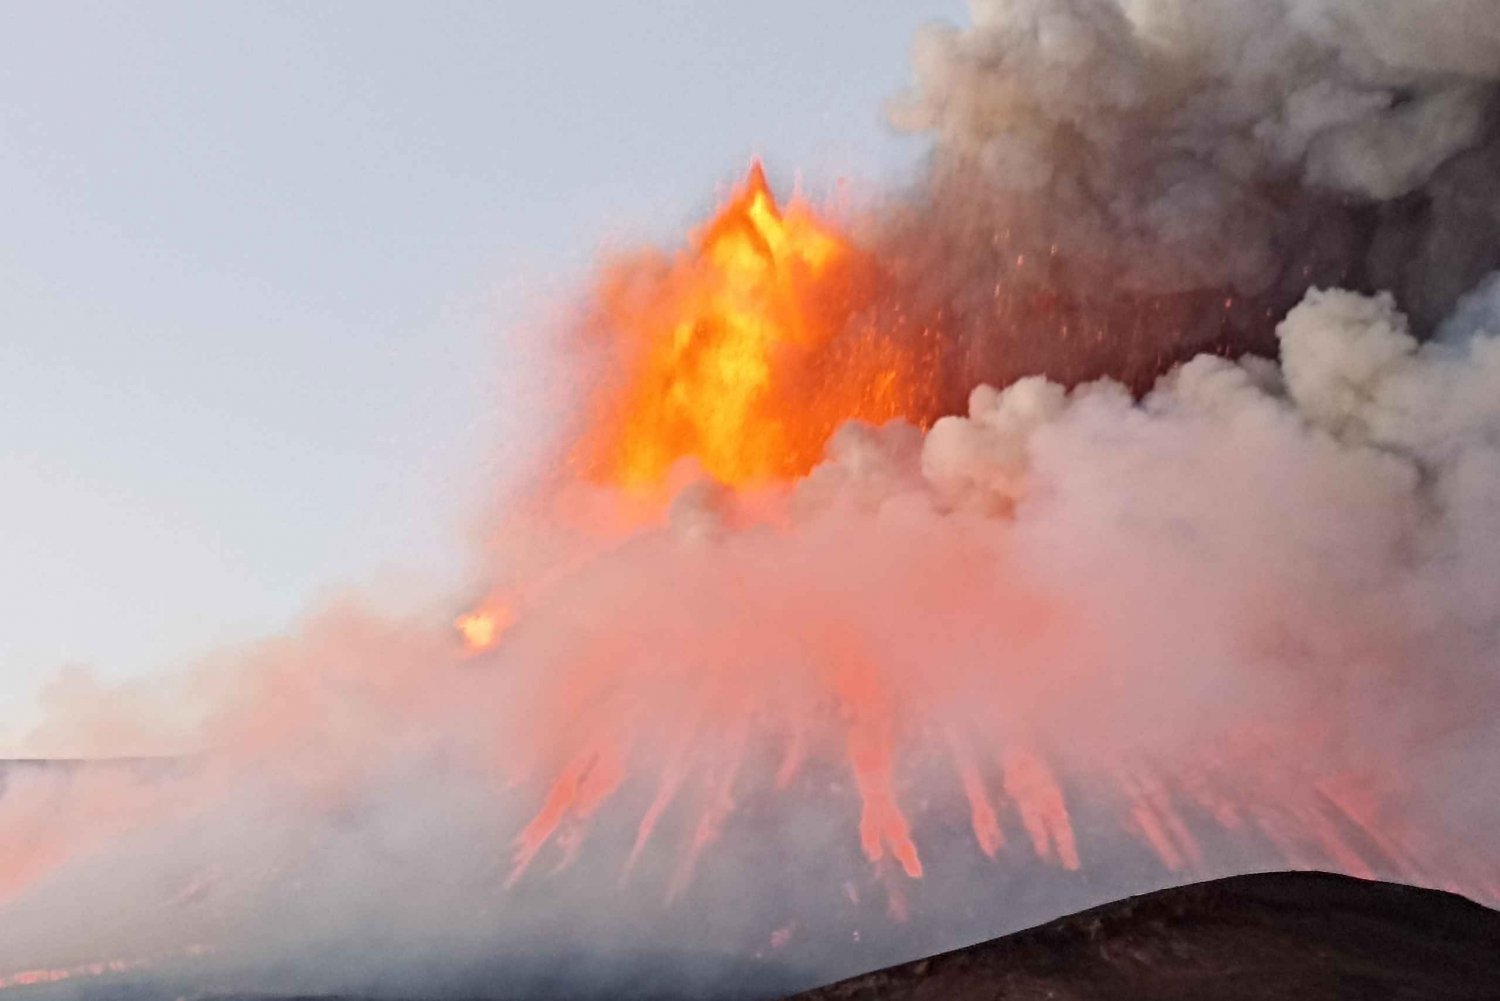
[{"left": 0, "top": 2, "right": 967, "bottom": 727}]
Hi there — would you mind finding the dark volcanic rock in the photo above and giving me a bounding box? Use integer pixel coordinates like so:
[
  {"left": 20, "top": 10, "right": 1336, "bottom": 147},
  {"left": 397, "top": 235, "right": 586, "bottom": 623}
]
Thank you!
[{"left": 788, "top": 872, "right": 1500, "bottom": 1001}]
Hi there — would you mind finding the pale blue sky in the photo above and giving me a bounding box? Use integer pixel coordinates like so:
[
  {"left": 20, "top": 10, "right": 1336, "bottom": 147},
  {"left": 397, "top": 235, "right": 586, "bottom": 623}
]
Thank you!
[{"left": 0, "top": 2, "right": 964, "bottom": 722}]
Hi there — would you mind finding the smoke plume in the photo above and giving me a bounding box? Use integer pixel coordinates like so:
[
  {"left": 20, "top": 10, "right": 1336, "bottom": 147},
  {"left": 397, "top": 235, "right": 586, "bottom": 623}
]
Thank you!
[
  {"left": 4, "top": 3, "right": 1500, "bottom": 999},
  {"left": 878, "top": 0, "right": 1500, "bottom": 396}
]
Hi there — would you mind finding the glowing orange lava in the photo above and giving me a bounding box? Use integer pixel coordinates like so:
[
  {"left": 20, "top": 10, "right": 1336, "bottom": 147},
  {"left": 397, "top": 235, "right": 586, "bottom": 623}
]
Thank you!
[
  {"left": 573, "top": 162, "right": 926, "bottom": 491},
  {"left": 455, "top": 598, "right": 512, "bottom": 654}
]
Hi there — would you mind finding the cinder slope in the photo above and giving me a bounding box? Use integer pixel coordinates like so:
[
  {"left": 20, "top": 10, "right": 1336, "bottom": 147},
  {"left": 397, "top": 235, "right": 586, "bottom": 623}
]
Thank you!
[{"left": 790, "top": 872, "right": 1500, "bottom": 1001}]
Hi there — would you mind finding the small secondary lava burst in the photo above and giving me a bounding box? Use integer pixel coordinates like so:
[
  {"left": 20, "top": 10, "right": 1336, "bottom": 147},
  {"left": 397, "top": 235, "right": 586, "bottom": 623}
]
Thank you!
[{"left": 450, "top": 168, "right": 1500, "bottom": 927}]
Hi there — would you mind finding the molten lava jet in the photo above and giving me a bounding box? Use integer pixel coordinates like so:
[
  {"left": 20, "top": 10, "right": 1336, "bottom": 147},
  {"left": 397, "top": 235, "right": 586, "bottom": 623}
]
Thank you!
[{"left": 572, "top": 162, "right": 931, "bottom": 492}]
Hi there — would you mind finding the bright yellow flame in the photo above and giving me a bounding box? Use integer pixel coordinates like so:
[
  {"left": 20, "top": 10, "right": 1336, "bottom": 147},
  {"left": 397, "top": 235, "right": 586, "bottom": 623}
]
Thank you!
[{"left": 575, "top": 162, "right": 923, "bottom": 491}]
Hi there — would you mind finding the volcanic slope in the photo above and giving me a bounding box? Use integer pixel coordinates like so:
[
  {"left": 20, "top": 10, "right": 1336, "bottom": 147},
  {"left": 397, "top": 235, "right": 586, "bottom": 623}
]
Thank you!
[{"left": 789, "top": 871, "right": 1500, "bottom": 1001}]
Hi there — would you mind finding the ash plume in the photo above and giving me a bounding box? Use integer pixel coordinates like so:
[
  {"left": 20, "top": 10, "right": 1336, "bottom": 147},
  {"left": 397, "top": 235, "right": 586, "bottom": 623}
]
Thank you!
[
  {"left": 4, "top": 3, "right": 1500, "bottom": 1000},
  {"left": 876, "top": 0, "right": 1500, "bottom": 398}
]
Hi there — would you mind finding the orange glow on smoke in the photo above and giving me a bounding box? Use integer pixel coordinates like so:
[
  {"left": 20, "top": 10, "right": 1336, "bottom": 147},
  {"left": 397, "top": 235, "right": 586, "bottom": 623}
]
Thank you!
[
  {"left": 574, "top": 162, "right": 926, "bottom": 490},
  {"left": 0, "top": 958, "right": 148, "bottom": 991},
  {"left": 438, "top": 167, "right": 1500, "bottom": 921}
]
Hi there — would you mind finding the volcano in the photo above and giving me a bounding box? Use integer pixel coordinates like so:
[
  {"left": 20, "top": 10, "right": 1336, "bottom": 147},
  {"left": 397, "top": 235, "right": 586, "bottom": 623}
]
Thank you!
[
  {"left": 6, "top": 163, "right": 1500, "bottom": 999},
  {"left": 7, "top": 2, "right": 1500, "bottom": 998}
]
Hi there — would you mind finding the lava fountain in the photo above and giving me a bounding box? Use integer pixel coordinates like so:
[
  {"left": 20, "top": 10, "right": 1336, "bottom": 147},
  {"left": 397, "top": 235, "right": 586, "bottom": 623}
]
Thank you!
[{"left": 573, "top": 163, "right": 930, "bottom": 491}]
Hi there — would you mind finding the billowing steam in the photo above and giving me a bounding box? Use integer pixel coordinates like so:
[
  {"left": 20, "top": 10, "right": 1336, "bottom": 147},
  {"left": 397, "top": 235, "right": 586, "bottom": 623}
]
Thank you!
[
  {"left": 879, "top": 0, "right": 1500, "bottom": 395},
  {"left": 4, "top": 3, "right": 1500, "bottom": 999}
]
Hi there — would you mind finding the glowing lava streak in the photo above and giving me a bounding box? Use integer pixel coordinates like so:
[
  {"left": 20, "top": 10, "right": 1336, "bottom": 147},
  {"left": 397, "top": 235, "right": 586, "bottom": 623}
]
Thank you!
[{"left": 574, "top": 162, "right": 925, "bottom": 490}]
